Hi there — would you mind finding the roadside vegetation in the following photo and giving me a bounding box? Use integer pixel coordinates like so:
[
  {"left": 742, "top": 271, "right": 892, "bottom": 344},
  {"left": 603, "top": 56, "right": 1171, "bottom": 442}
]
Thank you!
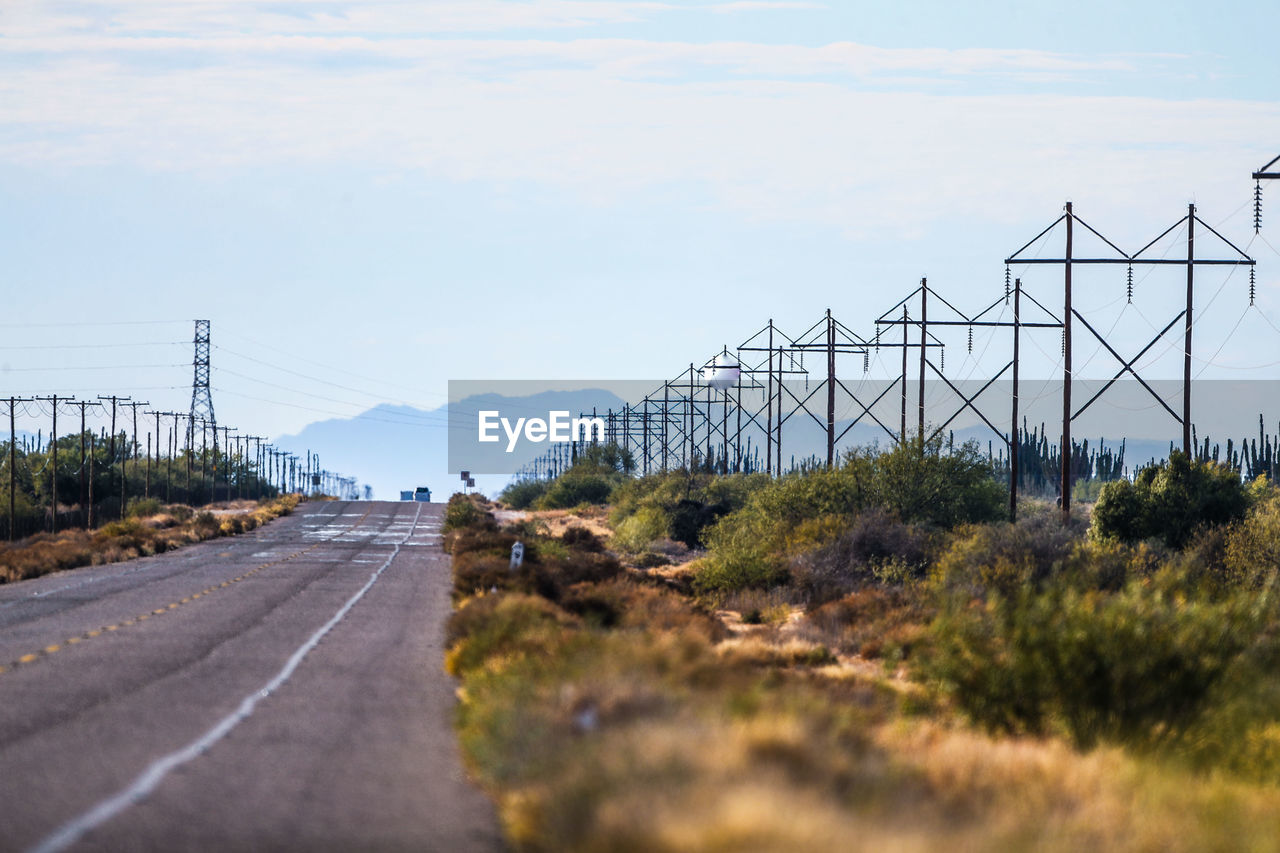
[
  {"left": 0, "top": 495, "right": 301, "bottom": 584},
  {"left": 452, "top": 442, "right": 1280, "bottom": 851}
]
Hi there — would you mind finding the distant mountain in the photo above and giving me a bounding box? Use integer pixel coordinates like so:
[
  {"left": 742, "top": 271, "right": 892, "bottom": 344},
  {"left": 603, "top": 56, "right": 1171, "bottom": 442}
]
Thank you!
[
  {"left": 272, "top": 389, "right": 628, "bottom": 501},
  {"left": 271, "top": 403, "right": 444, "bottom": 501},
  {"left": 270, "top": 380, "right": 1276, "bottom": 500}
]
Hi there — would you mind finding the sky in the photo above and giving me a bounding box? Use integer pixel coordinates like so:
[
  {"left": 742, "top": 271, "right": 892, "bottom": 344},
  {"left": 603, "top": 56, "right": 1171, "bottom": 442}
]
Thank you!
[{"left": 2, "top": 0, "right": 1279, "bottom": 484}]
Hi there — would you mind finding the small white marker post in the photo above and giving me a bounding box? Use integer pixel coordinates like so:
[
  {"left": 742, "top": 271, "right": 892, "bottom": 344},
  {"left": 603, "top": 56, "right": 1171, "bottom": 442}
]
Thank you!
[{"left": 509, "top": 541, "right": 524, "bottom": 571}]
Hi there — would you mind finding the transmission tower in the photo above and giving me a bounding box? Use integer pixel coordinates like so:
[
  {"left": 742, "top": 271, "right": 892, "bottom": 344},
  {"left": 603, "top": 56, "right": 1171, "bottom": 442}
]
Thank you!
[{"left": 189, "top": 319, "right": 216, "bottom": 438}]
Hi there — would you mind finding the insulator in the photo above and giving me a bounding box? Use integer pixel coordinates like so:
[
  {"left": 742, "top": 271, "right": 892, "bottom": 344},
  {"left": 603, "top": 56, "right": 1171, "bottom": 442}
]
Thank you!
[
  {"left": 940, "top": 346, "right": 945, "bottom": 372},
  {"left": 1256, "top": 182, "right": 1264, "bottom": 234},
  {"left": 1126, "top": 264, "right": 1133, "bottom": 304},
  {"left": 863, "top": 350, "right": 869, "bottom": 372},
  {"left": 1061, "top": 328, "right": 1066, "bottom": 355},
  {"left": 967, "top": 326, "right": 973, "bottom": 353},
  {"left": 1004, "top": 266, "right": 1011, "bottom": 303},
  {"left": 1250, "top": 267, "right": 1257, "bottom": 306}
]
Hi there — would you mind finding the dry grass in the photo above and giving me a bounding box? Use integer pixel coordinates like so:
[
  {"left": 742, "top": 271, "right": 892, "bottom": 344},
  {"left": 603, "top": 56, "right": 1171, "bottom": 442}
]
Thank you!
[
  {"left": 517, "top": 508, "right": 615, "bottom": 541},
  {"left": 447, "top": 496, "right": 1280, "bottom": 853},
  {"left": 0, "top": 495, "right": 300, "bottom": 584}
]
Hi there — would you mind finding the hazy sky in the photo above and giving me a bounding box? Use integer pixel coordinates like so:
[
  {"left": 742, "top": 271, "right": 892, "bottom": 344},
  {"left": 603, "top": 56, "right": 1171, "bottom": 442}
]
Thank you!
[{"left": 2, "top": 0, "right": 1278, "bottom": 459}]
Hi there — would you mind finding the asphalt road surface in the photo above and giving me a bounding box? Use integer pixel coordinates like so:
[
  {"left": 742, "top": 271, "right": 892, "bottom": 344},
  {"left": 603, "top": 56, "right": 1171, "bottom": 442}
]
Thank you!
[{"left": 0, "top": 501, "right": 504, "bottom": 852}]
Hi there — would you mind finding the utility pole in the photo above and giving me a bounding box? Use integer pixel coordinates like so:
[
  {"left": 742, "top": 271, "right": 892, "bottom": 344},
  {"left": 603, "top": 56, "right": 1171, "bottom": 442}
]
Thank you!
[
  {"left": 826, "top": 310, "right": 836, "bottom": 467},
  {"left": 918, "top": 280, "right": 928, "bottom": 441},
  {"left": 8, "top": 397, "right": 35, "bottom": 541},
  {"left": 146, "top": 410, "right": 162, "bottom": 500},
  {"left": 220, "top": 426, "right": 233, "bottom": 502},
  {"left": 189, "top": 318, "right": 216, "bottom": 441},
  {"left": 35, "top": 396, "right": 72, "bottom": 533},
  {"left": 1183, "top": 202, "right": 1194, "bottom": 456},
  {"left": 73, "top": 400, "right": 96, "bottom": 527},
  {"left": 123, "top": 400, "right": 149, "bottom": 518},
  {"left": 97, "top": 395, "right": 130, "bottom": 520},
  {"left": 1011, "top": 278, "right": 1022, "bottom": 523}
]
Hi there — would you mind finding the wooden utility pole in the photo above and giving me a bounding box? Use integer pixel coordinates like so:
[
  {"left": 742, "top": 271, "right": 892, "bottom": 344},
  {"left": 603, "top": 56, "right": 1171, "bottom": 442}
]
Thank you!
[
  {"left": 123, "top": 400, "right": 149, "bottom": 518},
  {"left": 34, "top": 396, "right": 70, "bottom": 533},
  {"left": 75, "top": 400, "right": 94, "bottom": 527},
  {"left": 97, "top": 396, "right": 130, "bottom": 520}
]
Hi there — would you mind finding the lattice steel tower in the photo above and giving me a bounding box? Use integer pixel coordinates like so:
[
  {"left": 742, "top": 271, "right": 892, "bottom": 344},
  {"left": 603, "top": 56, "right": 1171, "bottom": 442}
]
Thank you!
[{"left": 189, "top": 319, "right": 216, "bottom": 433}]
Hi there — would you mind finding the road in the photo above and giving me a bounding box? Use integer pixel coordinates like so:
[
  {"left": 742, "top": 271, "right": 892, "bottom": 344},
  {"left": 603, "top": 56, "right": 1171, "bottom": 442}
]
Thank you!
[{"left": 0, "top": 501, "right": 503, "bottom": 852}]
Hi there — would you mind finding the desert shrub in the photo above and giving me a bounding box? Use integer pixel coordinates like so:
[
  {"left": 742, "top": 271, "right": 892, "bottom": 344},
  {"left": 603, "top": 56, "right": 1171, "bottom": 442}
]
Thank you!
[
  {"left": 1221, "top": 478, "right": 1280, "bottom": 588},
  {"left": 1092, "top": 451, "right": 1250, "bottom": 549},
  {"left": 612, "top": 505, "right": 668, "bottom": 552},
  {"left": 502, "top": 517, "right": 549, "bottom": 540},
  {"left": 632, "top": 551, "right": 671, "bottom": 569},
  {"left": 127, "top": 497, "right": 162, "bottom": 519},
  {"left": 531, "top": 552, "right": 623, "bottom": 601},
  {"left": 453, "top": 554, "right": 528, "bottom": 600},
  {"left": 867, "top": 435, "right": 1007, "bottom": 527},
  {"left": 698, "top": 438, "right": 1006, "bottom": 596},
  {"left": 667, "top": 499, "right": 730, "bottom": 549},
  {"left": 537, "top": 471, "right": 616, "bottom": 509},
  {"left": 553, "top": 578, "right": 726, "bottom": 641},
  {"left": 918, "top": 572, "right": 1275, "bottom": 748},
  {"left": 445, "top": 593, "right": 576, "bottom": 677},
  {"left": 800, "top": 587, "right": 933, "bottom": 661},
  {"left": 722, "top": 586, "right": 796, "bottom": 626},
  {"left": 932, "top": 513, "right": 1080, "bottom": 599},
  {"left": 445, "top": 492, "right": 491, "bottom": 533},
  {"left": 168, "top": 504, "right": 194, "bottom": 522},
  {"left": 611, "top": 471, "right": 771, "bottom": 553},
  {"left": 561, "top": 525, "right": 604, "bottom": 553},
  {"left": 193, "top": 511, "right": 221, "bottom": 536},
  {"left": 500, "top": 478, "right": 550, "bottom": 510},
  {"left": 530, "top": 444, "right": 635, "bottom": 510},
  {"left": 695, "top": 465, "right": 871, "bottom": 594},
  {"left": 791, "top": 509, "right": 934, "bottom": 605}
]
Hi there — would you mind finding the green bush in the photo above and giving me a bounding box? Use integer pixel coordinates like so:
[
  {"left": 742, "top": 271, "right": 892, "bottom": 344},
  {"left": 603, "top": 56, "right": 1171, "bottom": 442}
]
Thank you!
[
  {"left": 445, "top": 493, "right": 490, "bottom": 533},
  {"left": 696, "top": 436, "right": 1005, "bottom": 595},
  {"left": 932, "top": 513, "right": 1079, "bottom": 599},
  {"left": 537, "top": 471, "right": 616, "bottom": 509},
  {"left": 918, "top": 572, "right": 1274, "bottom": 748},
  {"left": 867, "top": 435, "right": 1006, "bottom": 528},
  {"left": 1091, "top": 451, "right": 1250, "bottom": 549},
  {"left": 609, "top": 470, "right": 770, "bottom": 552},
  {"left": 445, "top": 593, "right": 575, "bottom": 677},
  {"left": 612, "top": 505, "right": 668, "bottom": 552},
  {"left": 500, "top": 479, "right": 550, "bottom": 510},
  {"left": 127, "top": 497, "right": 163, "bottom": 519},
  {"left": 791, "top": 508, "right": 934, "bottom": 604},
  {"left": 1221, "top": 478, "right": 1280, "bottom": 587}
]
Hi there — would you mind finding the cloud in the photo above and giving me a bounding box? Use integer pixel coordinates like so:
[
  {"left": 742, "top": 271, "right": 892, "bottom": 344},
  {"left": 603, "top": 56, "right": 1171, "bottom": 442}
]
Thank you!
[
  {"left": 0, "top": 2, "right": 1273, "bottom": 239},
  {"left": 710, "top": 1, "right": 825, "bottom": 11},
  {"left": 3, "top": 0, "right": 677, "bottom": 37}
]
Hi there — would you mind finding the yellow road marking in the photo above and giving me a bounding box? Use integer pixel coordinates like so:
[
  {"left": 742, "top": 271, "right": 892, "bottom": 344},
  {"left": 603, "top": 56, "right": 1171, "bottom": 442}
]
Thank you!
[{"left": 0, "top": 503, "right": 378, "bottom": 676}]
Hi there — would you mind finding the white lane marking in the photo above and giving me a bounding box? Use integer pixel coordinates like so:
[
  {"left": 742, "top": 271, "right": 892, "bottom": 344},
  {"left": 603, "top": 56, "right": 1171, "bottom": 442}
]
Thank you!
[{"left": 30, "top": 503, "right": 424, "bottom": 853}]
